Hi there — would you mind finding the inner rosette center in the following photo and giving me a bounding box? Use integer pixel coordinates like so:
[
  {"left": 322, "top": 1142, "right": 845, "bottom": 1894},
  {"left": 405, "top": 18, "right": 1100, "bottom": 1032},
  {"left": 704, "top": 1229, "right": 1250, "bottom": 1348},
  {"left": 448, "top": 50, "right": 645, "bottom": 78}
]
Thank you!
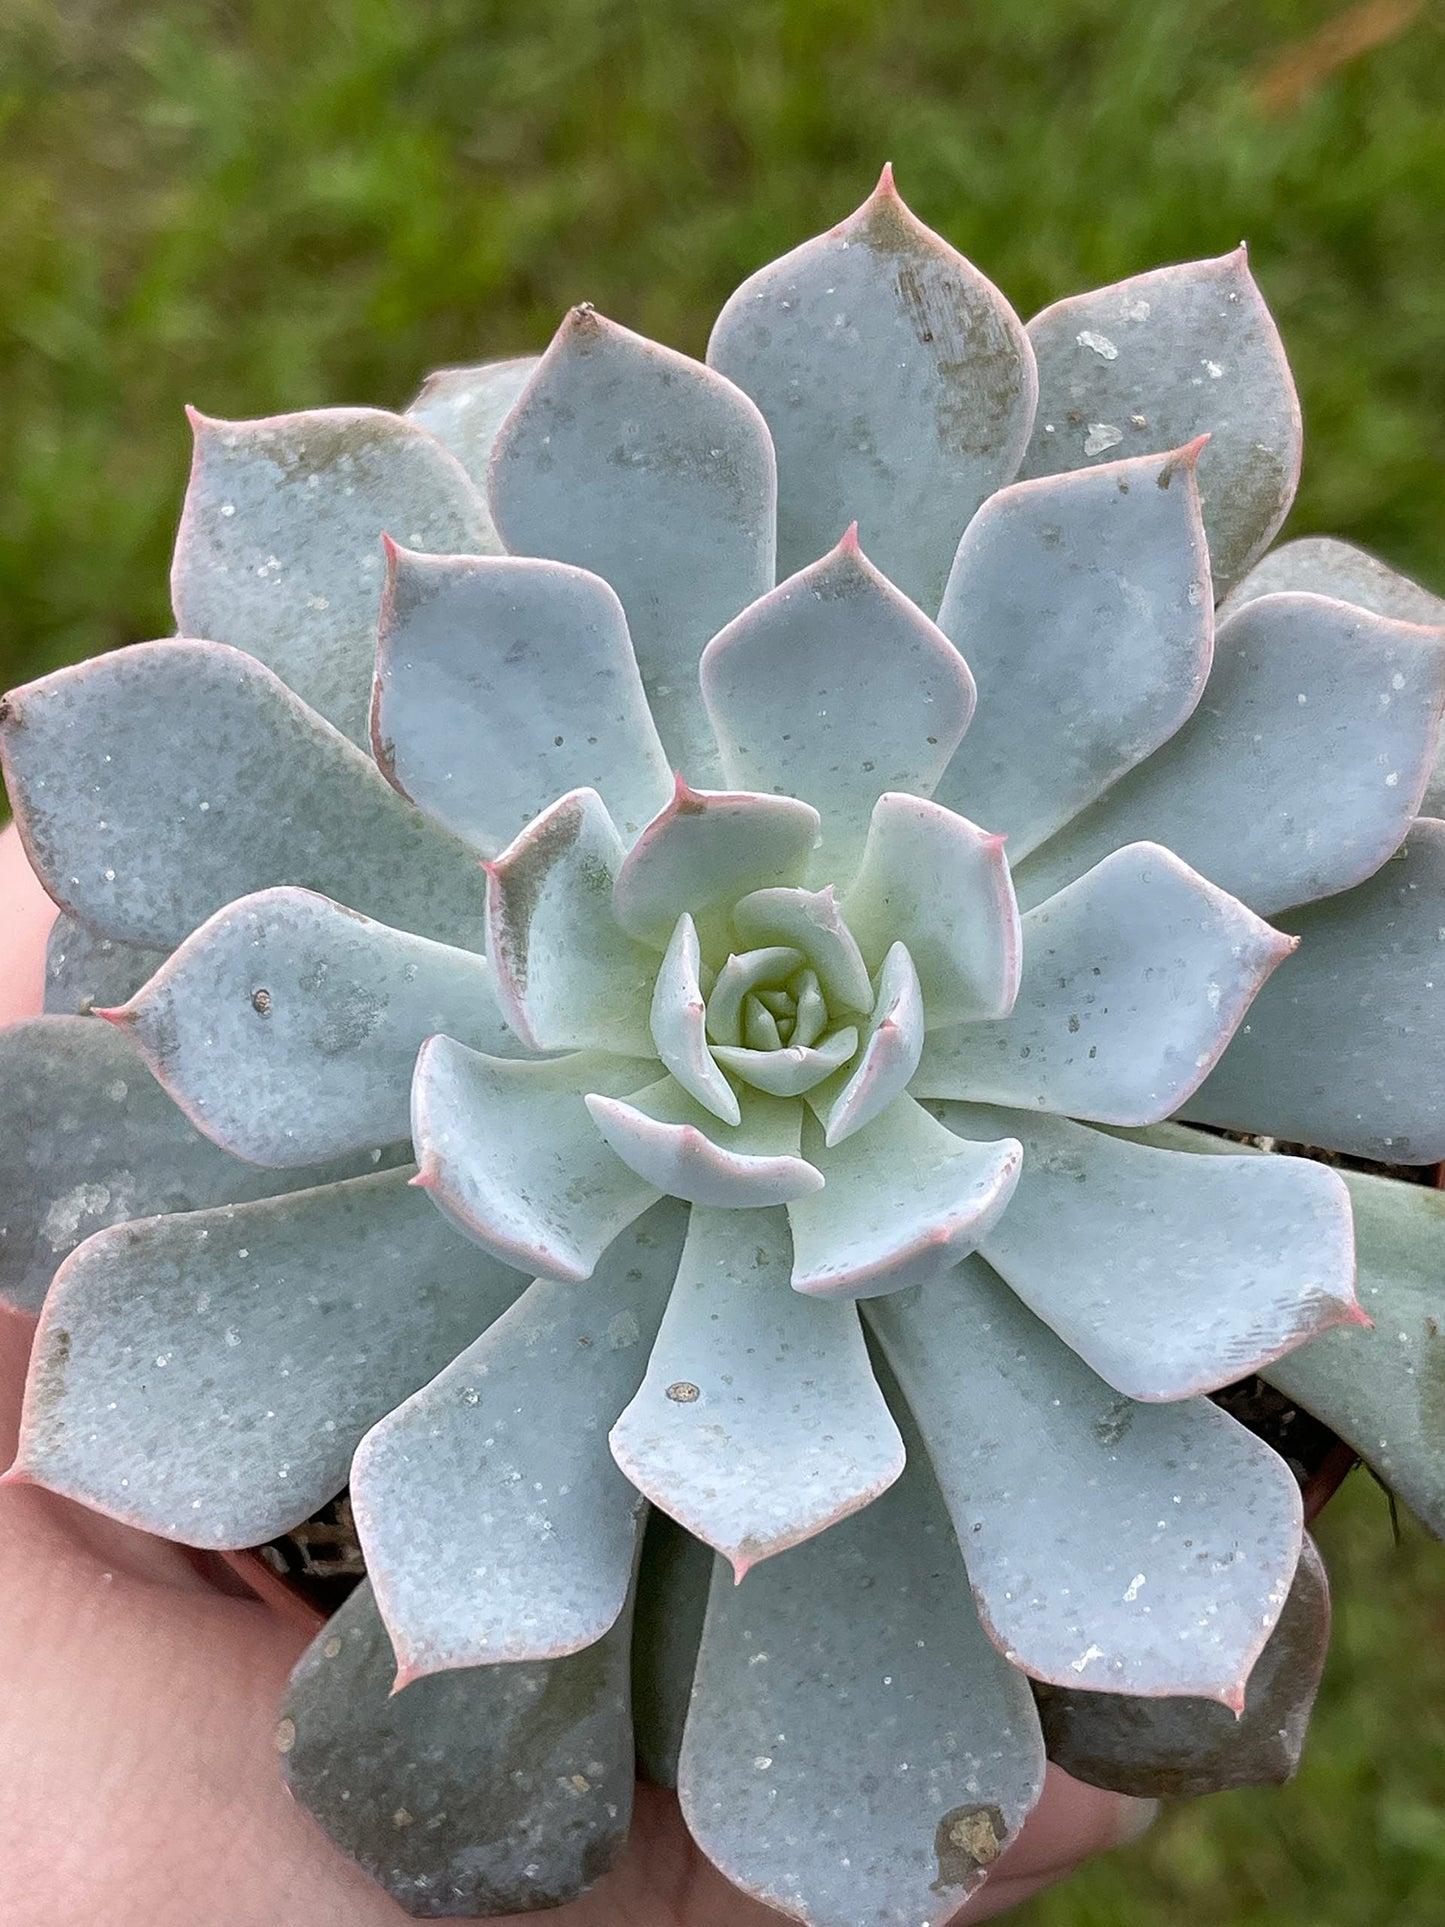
[
  {"left": 703, "top": 941, "right": 861, "bottom": 1096},
  {"left": 646, "top": 881, "right": 910, "bottom": 1125}
]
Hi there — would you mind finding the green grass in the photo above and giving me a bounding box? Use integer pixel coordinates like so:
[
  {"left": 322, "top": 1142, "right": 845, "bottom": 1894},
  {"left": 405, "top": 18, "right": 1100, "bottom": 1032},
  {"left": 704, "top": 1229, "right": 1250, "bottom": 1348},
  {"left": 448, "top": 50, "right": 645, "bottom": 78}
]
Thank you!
[{"left": 2, "top": 2, "right": 1443, "bottom": 1920}]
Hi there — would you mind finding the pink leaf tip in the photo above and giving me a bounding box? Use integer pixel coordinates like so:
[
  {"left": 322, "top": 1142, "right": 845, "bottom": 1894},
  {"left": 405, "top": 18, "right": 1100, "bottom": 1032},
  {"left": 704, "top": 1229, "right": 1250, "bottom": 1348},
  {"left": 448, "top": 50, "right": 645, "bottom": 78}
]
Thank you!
[
  {"left": 91, "top": 1004, "right": 136, "bottom": 1029},
  {"left": 389, "top": 1659, "right": 423, "bottom": 1698},
  {"left": 671, "top": 771, "right": 709, "bottom": 815},
  {"left": 874, "top": 160, "right": 899, "bottom": 200}
]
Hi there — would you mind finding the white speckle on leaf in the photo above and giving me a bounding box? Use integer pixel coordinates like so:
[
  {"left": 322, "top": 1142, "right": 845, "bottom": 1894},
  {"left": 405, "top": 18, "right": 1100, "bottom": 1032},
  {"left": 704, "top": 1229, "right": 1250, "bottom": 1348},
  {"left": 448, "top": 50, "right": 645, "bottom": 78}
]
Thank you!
[
  {"left": 607, "top": 1310, "right": 641, "bottom": 1350},
  {"left": 1076, "top": 329, "right": 1119, "bottom": 360},
  {"left": 1083, "top": 423, "right": 1124, "bottom": 456},
  {"left": 41, "top": 1183, "right": 112, "bottom": 1249}
]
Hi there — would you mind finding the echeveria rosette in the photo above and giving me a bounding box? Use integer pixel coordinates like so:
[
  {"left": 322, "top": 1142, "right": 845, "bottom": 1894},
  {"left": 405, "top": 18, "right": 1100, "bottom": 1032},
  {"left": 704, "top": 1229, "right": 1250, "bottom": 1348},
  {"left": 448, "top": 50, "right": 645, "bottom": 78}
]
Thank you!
[{"left": 2, "top": 166, "right": 1444, "bottom": 1926}]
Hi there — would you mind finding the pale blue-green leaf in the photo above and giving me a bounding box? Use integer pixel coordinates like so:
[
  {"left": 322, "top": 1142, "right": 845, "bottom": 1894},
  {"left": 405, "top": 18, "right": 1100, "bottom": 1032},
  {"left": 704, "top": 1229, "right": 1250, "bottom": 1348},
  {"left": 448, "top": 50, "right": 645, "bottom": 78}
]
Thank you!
[
  {"left": 485, "top": 789, "right": 656, "bottom": 1054},
  {"left": 15, "top": 1168, "right": 516, "bottom": 1547},
  {"left": 840, "top": 795, "right": 1020, "bottom": 1024},
  {"left": 172, "top": 407, "right": 493, "bottom": 744},
  {"left": 114, "top": 888, "right": 514, "bottom": 1167},
  {"left": 1019, "top": 249, "right": 1301, "bottom": 592},
  {"left": 1186, "top": 821, "right": 1445, "bottom": 1162},
  {"left": 915, "top": 844, "right": 1295, "bottom": 1125},
  {"left": 934, "top": 1101, "right": 1360, "bottom": 1401},
  {"left": 612, "top": 780, "right": 820, "bottom": 950},
  {"left": 282, "top": 1579, "right": 634, "bottom": 1918},
  {"left": 610, "top": 1204, "right": 903, "bottom": 1574},
  {"left": 44, "top": 915, "right": 169, "bottom": 1017},
  {"left": 1016, "top": 594, "right": 1445, "bottom": 918},
  {"left": 632, "top": 1510, "right": 713, "bottom": 1791},
  {"left": 1220, "top": 534, "right": 1445, "bottom": 631},
  {"left": 867, "top": 1255, "right": 1304, "bottom": 1705},
  {"left": 372, "top": 547, "right": 671, "bottom": 852},
  {"left": 585, "top": 1078, "right": 823, "bottom": 1207},
  {"left": 789, "top": 1095, "right": 1020, "bottom": 1300},
  {"left": 700, "top": 535, "right": 975, "bottom": 878},
  {"left": 730, "top": 884, "right": 874, "bottom": 1013},
  {"left": 1135, "top": 1119, "right": 1445, "bottom": 1537},
  {"left": 1033, "top": 1535, "right": 1330, "bottom": 1798},
  {"left": 707, "top": 165, "right": 1036, "bottom": 614},
  {"left": 0, "top": 641, "right": 490, "bottom": 951},
  {"left": 404, "top": 355, "right": 539, "bottom": 494},
  {"left": 488, "top": 307, "right": 775, "bottom": 781},
  {"left": 710, "top": 1025, "right": 858, "bottom": 1098},
  {"left": 678, "top": 1396, "right": 1046, "bottom": 1927},
  {"left": 0, "top": 1017, "right": 395, "bottom": 1315},
  {"left": 934, "top": 445, "right": 1212, "bottom": 858},
  {"left": 821, "top": 941, "right": 924, "bottom": 1145},
  {"left": 412, "top": 1038, "right": 660, "bottom": 1282},
  {"left": 704, "top": 945, "right": 806, "bottom": 1046},
  {"left": 1265, "top": 1164, "right": 1445, "bottom": 1537},
  {"left": 649, "top": 914, "right": 740, "bottom": 1124},
  {"left": 1224, "top": 537, "right": 1445, "bottom": 828},
  {"left": 353, "top": 1201, "right": 686, "bottom": 1681}
]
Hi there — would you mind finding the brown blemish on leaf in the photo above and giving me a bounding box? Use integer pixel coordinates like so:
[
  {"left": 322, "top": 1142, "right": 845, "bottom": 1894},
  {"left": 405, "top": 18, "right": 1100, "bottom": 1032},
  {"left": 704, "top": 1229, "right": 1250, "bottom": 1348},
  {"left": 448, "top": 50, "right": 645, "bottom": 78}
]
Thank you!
[
  {"left": 672, "top": 782, "right": 708, "bottom": 816},
  {"left": 493, "top": 801, "right": 585, "bottom": 994},
  {"left": 1094, "top": 1396, "right": 1135, "bottom": 1447},
  {"left": 933, "top": 1803, "right": 1008, "bottom": 1891},
  {"left": 842, "top": 182, "right": 1028, "bottom": 462},
  {"left": 1417, "top": 1319, "right": 1445, "bottom": 1446}
]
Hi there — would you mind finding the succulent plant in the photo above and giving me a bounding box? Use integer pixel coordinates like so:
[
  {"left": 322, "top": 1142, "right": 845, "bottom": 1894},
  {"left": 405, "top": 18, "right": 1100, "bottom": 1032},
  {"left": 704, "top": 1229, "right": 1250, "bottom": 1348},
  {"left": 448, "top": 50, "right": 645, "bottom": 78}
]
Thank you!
[{"left": 3, "top": 167, "right": 1444, "bottom": 1926}]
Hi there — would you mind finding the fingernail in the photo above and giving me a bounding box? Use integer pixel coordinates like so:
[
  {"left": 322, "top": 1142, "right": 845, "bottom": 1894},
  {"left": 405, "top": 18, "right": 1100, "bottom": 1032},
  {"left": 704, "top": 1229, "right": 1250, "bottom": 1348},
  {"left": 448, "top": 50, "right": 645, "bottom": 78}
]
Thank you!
[{"left": 1114, "top": 1796, "right": 1161, "bottom": 1847}]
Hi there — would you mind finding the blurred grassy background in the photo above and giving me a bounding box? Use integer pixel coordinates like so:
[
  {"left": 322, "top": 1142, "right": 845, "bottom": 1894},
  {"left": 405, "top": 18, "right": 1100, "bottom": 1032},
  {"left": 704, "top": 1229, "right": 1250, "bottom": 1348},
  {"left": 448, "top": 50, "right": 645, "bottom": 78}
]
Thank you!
[{"left": 1, "top": 1, "right": 1442, "bottom": 1919}]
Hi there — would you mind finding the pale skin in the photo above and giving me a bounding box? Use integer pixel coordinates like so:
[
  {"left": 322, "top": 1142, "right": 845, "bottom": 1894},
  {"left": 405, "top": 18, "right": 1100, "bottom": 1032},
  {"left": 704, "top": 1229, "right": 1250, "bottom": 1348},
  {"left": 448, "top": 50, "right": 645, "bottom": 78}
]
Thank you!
[{"left": 0, "top": 822, "right": 1154, "bottom": 1925}]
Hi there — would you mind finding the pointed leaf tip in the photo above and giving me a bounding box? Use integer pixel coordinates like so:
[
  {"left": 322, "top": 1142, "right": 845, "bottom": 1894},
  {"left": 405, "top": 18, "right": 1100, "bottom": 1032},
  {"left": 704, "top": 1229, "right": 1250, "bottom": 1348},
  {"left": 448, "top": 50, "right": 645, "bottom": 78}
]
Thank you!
[
  {"left": 875, "top": 160, "right": 898, "bottom": 198},
  {"left": 712, "top": 172, "right": 1033, "bottom": 612},
  {"left": 90, "top": 1004, "right": 134, "bottom": 1028}
]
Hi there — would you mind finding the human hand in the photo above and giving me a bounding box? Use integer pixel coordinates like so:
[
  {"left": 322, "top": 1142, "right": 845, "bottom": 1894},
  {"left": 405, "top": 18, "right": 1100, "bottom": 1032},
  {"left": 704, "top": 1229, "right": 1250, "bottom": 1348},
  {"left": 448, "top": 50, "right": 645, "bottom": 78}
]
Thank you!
[{"left": 0, "top": 821, "right": 1155, "bottom": 1925}]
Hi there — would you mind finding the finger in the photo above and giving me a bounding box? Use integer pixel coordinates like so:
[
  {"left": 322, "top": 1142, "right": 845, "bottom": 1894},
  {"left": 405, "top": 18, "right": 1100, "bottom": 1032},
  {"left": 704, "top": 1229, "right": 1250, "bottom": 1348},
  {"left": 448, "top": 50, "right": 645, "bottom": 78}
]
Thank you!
[
  {"left": 0, "top": 821, "right": 55, "bottom": 1022},
  {"left": 0, "top": 1471, "right": 413, "bottom": 1925}
]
